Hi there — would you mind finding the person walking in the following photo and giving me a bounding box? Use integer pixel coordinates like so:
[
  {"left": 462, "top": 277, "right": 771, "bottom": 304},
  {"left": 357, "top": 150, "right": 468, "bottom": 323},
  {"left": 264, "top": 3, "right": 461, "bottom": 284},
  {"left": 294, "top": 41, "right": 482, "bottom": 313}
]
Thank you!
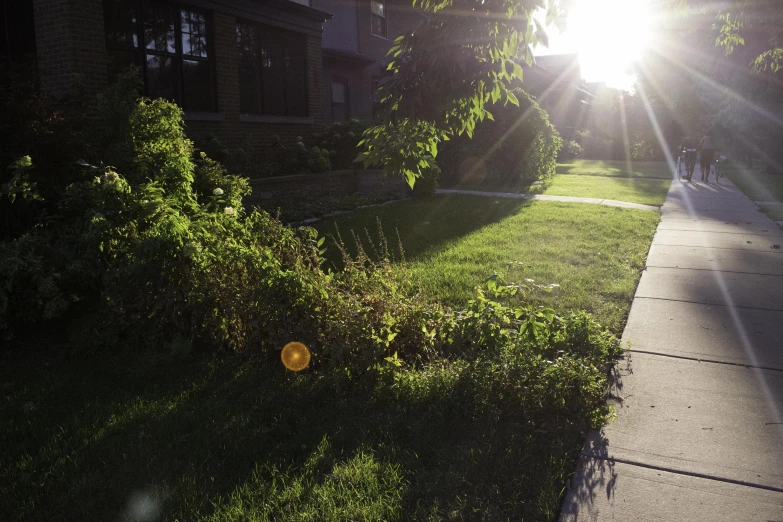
[
  {"left": 681, "top": 136, "right": 698, "bottom": 182},
  {"left": 699, "top": 130, "right": 716, "bottom": 182}
]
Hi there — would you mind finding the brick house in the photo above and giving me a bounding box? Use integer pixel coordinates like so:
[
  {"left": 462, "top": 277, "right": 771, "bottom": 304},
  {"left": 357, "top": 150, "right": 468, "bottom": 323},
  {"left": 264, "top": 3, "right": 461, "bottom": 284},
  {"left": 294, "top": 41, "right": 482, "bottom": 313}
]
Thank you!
[
  {"left": 309, "top": 0, "right": 422, "bottom": 122},
  {"left": 1, "top": 0, "right": 335, "bottom": 168}
]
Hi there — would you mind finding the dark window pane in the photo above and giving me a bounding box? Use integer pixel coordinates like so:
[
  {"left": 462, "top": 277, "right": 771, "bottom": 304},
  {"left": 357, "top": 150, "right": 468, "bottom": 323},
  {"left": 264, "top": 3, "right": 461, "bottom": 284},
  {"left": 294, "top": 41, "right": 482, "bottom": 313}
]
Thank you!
[
  {"left": 331, "top": 79, "right": 348, "bottom": 122},
  {"left": 260, "top": 29, "right": 285, "bottom": 116},
  {"left": 144, "top": 3, "right": 176, "bottom": 53},
  {"left": 371, "top": 14, "right": 386, "bottom": 37},
  {"left": 108, "top": 49, "right": 139, "bottom": 80},
  {"left": 104, "top": 0, "right": 139, "bottom": 48},
  {"left": 146, "top": 54, "right": 177, "bottom": 102},
  {"left": 237, "top": 22, "right": 260, "bottom": 113},
  {"left": 182, "top": 59, "right": 211, "bottom": 110},
  {"left": 181, "top": 9, "right": 208, "bottom": 57},
  {"left": 284, "top": 34, "right": 307, "bottom": 116}
]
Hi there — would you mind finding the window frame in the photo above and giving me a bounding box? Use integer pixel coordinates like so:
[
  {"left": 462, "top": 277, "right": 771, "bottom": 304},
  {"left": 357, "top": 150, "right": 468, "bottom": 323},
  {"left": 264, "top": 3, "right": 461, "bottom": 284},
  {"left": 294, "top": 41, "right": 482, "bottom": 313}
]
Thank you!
[
  {"left": 103, "top": 0, "right": 217, "bottom": 112},
  {"left": 370, "top": 0, "right": 387, "bottom": 39},
  {"left": 235, "top": 19, "right": 310, "bottom": 118}
]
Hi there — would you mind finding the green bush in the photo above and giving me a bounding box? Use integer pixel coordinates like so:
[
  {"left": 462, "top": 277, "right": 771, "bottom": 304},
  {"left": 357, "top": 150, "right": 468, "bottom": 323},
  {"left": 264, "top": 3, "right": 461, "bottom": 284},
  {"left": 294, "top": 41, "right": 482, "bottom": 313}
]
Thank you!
[
  {"left": 0, "top": 72, "right": 621, "bottom": 410},
  {"left": 271, "top": 135, "right": 332, "bottom": 175},
  {"left": 312, "top": 119, "right": 370, "bottom": 170},
  {"left": 439, "top": 89, "right": 562, "bottom": 184},
  {"left": 558, "top": 140, "right": 583, "bottom": 161},
  {"left": 631, "top": 140, "right": 655, "bottom": 161},
  {"left": 0, "top": 74, "right": 93, "bottom": 240},
  {"left": 575, "top": 130, "right": 616, "bottom": 160}
]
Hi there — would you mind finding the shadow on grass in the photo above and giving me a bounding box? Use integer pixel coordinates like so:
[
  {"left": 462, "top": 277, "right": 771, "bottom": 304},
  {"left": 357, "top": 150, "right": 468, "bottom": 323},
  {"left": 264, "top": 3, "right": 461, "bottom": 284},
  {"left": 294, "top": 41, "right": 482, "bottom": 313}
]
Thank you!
[
  {"left": 314, "top": 195, "right": 531, "bottom": 269},
  {"left": 556, "top": 161, "right": 672, "bottom": 179},
  {"left": 1, "top": 351, "right": 583, "bottom": 521}
]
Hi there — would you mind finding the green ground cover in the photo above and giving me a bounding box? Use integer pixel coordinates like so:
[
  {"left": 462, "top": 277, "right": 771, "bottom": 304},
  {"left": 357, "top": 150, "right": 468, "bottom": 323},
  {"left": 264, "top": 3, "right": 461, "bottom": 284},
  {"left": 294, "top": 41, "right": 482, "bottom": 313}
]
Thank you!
[
  {"left": 317, "top": 196, "right": 660, "bottom": 333},
  {"left": 540, "top": 175, "right": 671, "bottom": 206},
  {"left": 556, "top": 160, "right": 674, "bottom": 179}
]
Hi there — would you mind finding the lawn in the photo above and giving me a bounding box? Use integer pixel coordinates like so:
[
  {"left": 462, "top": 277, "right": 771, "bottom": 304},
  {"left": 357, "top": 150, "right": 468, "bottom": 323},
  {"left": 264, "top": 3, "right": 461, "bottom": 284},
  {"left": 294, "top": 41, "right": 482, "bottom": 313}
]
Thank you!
[
  {"left": 317, "top": 195, "right": 660, "bottom": 333},
  {"left": 539, "top": 175, "right": 671, "bottom": 206},
  {"left": 1, "top": 338, "right": 601, "bottom": 522},
  {"left": 556, "top": 159, "right": 674, "bottom": 179}
]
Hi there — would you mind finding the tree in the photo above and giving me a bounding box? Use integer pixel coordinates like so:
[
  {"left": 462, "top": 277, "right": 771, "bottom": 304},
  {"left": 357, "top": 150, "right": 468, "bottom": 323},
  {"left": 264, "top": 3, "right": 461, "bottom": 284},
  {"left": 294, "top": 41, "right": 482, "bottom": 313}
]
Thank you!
[
  {"left": 680, "top": 0, "right": 783, "bottom": 73},
  {"left": 357, "top": 0, "right": 568, "bottom": 187}
]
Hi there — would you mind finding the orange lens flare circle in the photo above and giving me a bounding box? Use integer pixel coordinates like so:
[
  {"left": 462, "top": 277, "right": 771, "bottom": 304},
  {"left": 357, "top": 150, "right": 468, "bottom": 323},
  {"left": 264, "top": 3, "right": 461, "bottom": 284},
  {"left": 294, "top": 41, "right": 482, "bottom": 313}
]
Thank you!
[{"left": 281, "top": 342, "right": 310, "bottom": 372}]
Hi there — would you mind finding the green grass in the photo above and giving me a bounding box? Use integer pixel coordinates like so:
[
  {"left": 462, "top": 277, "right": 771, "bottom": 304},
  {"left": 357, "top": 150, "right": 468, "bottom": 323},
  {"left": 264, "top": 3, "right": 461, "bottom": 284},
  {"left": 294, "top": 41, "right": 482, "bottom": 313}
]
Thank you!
[
  {"left": 0, "top": 349, "right": 587, "bottom": 521},
  {"left": 556, "top": 160, "right": 673, "bottom": 179},
  {"left": 539, "top": 175, "right": 671, "bottom": 206},
  {"left": 317, "top": 196, "right": 660, "bottom": 332}
]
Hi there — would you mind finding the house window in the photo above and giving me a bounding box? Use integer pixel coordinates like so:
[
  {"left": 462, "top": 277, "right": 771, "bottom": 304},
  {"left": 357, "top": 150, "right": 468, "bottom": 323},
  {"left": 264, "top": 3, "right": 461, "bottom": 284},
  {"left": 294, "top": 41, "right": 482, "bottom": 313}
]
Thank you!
[
  {"left": 370, "top": 0, "right": 386, "bottom": 38},
  {"left": 236, "top": 21, "right": 308, "bottom": 117},
  {"left": 331, "top": 78, "right": 349, "bottom": 122},
  {"left": 103, "top": 0, "right": 215, "bottom": 111}
]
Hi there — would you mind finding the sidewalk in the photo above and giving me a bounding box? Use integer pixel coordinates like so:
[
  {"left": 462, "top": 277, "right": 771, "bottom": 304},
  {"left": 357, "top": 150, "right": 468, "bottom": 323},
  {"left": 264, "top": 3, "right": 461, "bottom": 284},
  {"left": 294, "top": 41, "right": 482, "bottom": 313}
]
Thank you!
[{"left": 560, "top": 178, "right": 783, "bottom": 520}]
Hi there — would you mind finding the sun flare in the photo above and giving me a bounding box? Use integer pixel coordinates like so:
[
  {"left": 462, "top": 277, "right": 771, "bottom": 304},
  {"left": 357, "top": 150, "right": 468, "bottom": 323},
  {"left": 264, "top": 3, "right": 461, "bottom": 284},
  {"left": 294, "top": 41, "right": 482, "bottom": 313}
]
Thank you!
[{"left": 539, "top": 0, "right": 653, "bottom": 90}]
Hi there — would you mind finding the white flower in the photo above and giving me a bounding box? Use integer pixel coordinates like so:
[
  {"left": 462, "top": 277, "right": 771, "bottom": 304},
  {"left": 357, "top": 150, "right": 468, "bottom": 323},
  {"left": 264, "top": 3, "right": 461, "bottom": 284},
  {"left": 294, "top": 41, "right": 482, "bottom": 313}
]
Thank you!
[
  {"left": 212, "top": 188, "right": 224, "bottom": 196},
  {"left": 224, "top": 206, "right": 236, "bottom": 216}
]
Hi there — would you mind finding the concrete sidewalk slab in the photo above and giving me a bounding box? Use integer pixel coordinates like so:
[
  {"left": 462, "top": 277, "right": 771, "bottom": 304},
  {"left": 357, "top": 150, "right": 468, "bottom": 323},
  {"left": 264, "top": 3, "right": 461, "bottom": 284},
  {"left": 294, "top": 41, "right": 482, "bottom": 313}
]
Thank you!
[
  {"left": 663, "top": 198, "right": 760, "bottom": 212},
  {"left": 657, "top": 218, "right": 783, "bottom": 236},
  {"left": 653, "top": 229, "right": 783, "bottom": 251},
  {"left": 667, "top": 185, "right": 746, "bottom": 199},
  {"left": 622, "top": 298, "right": 783, "bottom": 369},
  {"left": 646, "top": 244, "right": 783, "bottom": 275},
  {"left": 661, "top": 207, "right": 770, "bottom": 222},
  {"left": 582, "top": 353, "right": 783, "bottom": 491},
  {"left": 635, "top": 266, "right": 783, "bottom": 311},
  {"left": 560, "top": 457, "right": 783, "bottom": 522}
]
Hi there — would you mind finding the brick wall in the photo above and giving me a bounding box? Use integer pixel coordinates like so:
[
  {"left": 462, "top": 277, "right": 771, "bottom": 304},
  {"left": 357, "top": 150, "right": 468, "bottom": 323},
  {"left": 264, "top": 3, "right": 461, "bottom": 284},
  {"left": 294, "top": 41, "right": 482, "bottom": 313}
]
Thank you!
[
  {"left": 246, "top": 169, "right": 410, "bottom": 207},
  {"left": 32, "top": 0, "right": 108, "bottom": 98}
]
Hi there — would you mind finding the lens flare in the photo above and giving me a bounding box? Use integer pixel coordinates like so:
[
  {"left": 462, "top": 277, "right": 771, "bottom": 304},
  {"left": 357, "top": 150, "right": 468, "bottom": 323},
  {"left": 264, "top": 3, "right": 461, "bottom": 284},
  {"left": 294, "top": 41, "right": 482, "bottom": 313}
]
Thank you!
[{"left": 281, "top": 342, "right": 310, "bottom": 371}]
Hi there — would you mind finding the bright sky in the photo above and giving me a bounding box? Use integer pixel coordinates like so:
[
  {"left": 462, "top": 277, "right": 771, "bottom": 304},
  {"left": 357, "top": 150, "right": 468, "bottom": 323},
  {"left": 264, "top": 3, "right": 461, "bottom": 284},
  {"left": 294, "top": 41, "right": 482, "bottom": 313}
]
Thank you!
[{"left": 534, "top": 0, "right": 653, "bottom": 90}]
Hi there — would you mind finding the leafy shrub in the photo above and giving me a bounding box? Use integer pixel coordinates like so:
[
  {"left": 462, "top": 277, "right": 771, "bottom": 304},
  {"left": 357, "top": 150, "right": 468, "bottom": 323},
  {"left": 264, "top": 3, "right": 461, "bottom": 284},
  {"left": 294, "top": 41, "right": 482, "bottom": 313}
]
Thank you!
[
  {"left": 575, "top": 130, "right": 616, "bottom": 160},
  {"left": 272, "top": 135, "right": 332, "bottom": 175},
  {"left": 558, "top": 140, "right": 583, "bottom": 161},
  {"left": 0, "top": 73, "right": 92, "bottom": 240},
  {"left": 439, "top": 89, "right": 562, "bottom": 184},
  {"left": 312, "top": 119, "right": 370, "bottom": 170},
  {"left": 631, "top": 140, "right": 654, "bottom": 160},
  {"left": 0, "top": 72, "right": 621, "bottom": 418}
]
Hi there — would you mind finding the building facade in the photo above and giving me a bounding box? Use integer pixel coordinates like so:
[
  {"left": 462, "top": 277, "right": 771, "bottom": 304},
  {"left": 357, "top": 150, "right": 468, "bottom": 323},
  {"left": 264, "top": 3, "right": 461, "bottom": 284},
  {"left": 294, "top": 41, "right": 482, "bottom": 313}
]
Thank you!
[
  {"left": 311, "top": 0, "right": 422, "bottom": 122},
  {"left": 2, "top": 0, "right": 333, "bottom": 167}
]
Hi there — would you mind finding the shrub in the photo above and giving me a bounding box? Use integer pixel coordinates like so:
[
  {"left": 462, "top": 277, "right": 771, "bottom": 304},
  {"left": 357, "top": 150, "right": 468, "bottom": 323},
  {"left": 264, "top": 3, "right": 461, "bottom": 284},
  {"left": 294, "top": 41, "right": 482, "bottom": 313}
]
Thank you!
[
  {"left": 0, "top": 71, "right": 621, "bottom": 418},
  {"left": 0, "top": 72, "right": 93, "bottom": 240},
  {"left": 558, "top": 140, "right": 583, "bottom": 161},
  {"left": 312, "top": 119, "right": 371, "bottom": 170},
  {"left": 272, "top": 135, "right": 332, "bottom": 175},
  {"left": 631, "top": 140, "right": 654, "bottom": 161},
  {"left": 439, "top": 89, "right": 562, "bottom": 185},
  {"left": 575, "top": 130, "right": 616, "bottom": 160}
]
